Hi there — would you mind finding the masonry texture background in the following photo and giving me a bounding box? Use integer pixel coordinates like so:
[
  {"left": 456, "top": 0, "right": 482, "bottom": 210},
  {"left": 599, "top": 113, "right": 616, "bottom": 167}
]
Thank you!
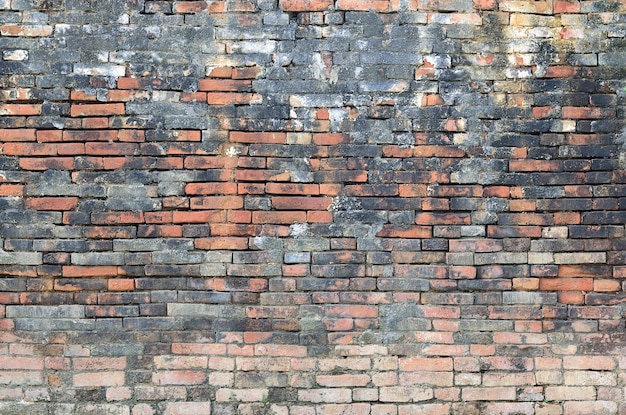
[{"left": 1, "top": 0, "right": 626, "bottom": 413}]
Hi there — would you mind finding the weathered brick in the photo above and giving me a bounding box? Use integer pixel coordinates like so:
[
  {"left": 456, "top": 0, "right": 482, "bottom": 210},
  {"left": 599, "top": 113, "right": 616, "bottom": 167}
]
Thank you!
[
  {"left": 545, "top": 386, "right": 596, "bottom": 401},
  {"left": 73, "top": 372, "right": 126, "bottom": 387},
  {"left": 163, "top": 402, "right": 211, "bottom": 415}
]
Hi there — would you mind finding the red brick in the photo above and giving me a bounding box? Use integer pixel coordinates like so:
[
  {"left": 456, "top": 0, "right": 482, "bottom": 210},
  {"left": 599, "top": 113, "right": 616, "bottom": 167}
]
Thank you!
[
  {"left": 558, "top": 265, "right": 610, "bottom": 277},
  {"left": 173, "top": 210, "right": 226, "bottom": 223},
  {"left": 170, "top": 130, "right": 202, "bottom": 142},
  {"left": 34, "top": 130, "right": 63, "bottom": 143},
  {"left": 308, "top": 211, "right": 333, "bottom": 223},
  {"left": 399, "top": 357, "right": 453, "bottom": 371},
  {"left": 0, "top": 184, "right": 24, "bottom": 196},
  {"left": 63, "top": 266, "right": 119, "bottom": 277},
  {"left": 63, "top": 130, "right": 119, "bottom": 141},
  {"left": 185, "top": 182, "right": 238, "bottom": 195},
  {"left": 413, "top": 145, "right": 465, "bottom": 157},
  {"left": 416, "top": 213, "right": 471, "bottom": 225},
  {"left": 181, "top": 91, "right": 207, "bottom": 102},
  {"left": 271, "top": 196, "right": 332, "bottom": 210},
  {"left": 4, "top": 143, "right": 57, "bottom": 156},
  {"left": 210, "top": 224, "right": 261, "bottom": 236},
  {"left": 558, "top": 292, "right": 585, "bottom": 304},
  {"left": 173, "top": 1, "right": 208, "bottom": 13},
  {"left": 144, "top": 211, "right": 173, "bottom": 224},
  {"left": 117, "top": 77, "right": 141, "bottom": 89},
  {"left": 70, "top": 89, "right": 97, "bottom": 100},
  {"left": 554, "top": 0, "right": 580, "bottom": 13},
  {"left": 92, "top": 212, "right": 145, "bottom": 224},
  {"left": 195, "top": 237, "right": 248, "bottom": 250},
  {"left": 232, "top": 66, "right": 261, "bottom": 79},
  {"left": 0, "top": 128, "right": 37, "bottom": 141},
  {"left": 230, "top": 131, "right": 286, "bottom": 144},
  {"left": 254, "top": 344, "right": 308, "bottom": 357},
  {"left": 266, "top": 183, "right": 320, "bottom": 195},
  {"left": 199, "top": 79, "right": 251, "bottom": 91},
  {"left": 118, "top": 130, "right": 145, "bottom": 142},
  {"left": 279, "top": 0, "right": 333, "bottom": 11},
  {"left": 325, "top": 305, "right": 378, "bottom": 318},
  {"left": 70, "top": 103, "right": 125, "bottom": 117},
  {"left": 108, "top": 279, "right": 135, "bottom": 291},
  {"left": 190, "top": 196, "right": 244, "bottom": 209},
  {"left": 138, "top": 225, "right": 183, "bottom": 238},
  {"left": 312, "top": 133, "right": 349, "bottom": 145},
  {"left": 337, "top": 0, "right": 392, "bottom": 11},
  {"left": 57, "top": 143, "right": 85, "bottom": 155},
  {"left": 562, "top": 106, "right": 611, "bottom": 119},
  {"left": 184, "top": 156, "right": 229, "bottom": 169},
  {"left": 85, "top": 142, "right": 138, "bottom": 155},
  {"left": 208, "top": 67, "right": 233, "bottom": 78},
  {"left": 0, "top": 103, "right": 41, "bottom": 115},
  {"left": 542, "top": 66, "right": 578, "bottom": 78},
  {"left": 26, "top": 197, "right": 79, "bottom": 211},
  {"left": 510, "top": 160, "right": 562, "bottom": 172},
  {"left": 251, "top": 211, "right": 306, "bottom": 224},
  {"left": 83, "top": 226, "right": 136, "bottom": 239},
  {"left": 207, "top": 92, "right": 261, "bottom": 105},
  {"left": 19, "top": 157, "right": 74, "bottom": 170}
]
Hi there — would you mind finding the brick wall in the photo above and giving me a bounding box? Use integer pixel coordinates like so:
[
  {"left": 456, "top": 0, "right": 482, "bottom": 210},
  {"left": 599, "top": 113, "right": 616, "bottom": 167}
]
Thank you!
[{"left": 1, "top": 0, "right": 626, "bottom": 413}]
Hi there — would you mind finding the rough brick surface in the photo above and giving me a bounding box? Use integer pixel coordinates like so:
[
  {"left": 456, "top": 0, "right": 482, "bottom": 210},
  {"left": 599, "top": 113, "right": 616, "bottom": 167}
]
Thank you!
[{"left": 0, "top": 0, "right": 625, "bottom": 412}]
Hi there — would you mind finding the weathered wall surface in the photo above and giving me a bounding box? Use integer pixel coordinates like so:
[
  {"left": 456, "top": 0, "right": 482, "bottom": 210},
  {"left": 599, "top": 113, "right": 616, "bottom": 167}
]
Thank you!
[{"left": 1, "top": 0, "right": 626, "bottom": 413}]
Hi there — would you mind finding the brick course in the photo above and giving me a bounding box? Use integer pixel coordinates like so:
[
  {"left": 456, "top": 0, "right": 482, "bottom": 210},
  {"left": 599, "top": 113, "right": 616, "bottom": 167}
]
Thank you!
[{"left": 0, "top": 0, "right": 625, "bottom": 412}]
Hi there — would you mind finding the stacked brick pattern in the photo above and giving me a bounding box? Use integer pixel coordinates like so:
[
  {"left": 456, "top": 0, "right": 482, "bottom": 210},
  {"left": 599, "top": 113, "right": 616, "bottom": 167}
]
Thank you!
[{"left": 1, "top": 0, "right": 626, "bottom": 413}]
